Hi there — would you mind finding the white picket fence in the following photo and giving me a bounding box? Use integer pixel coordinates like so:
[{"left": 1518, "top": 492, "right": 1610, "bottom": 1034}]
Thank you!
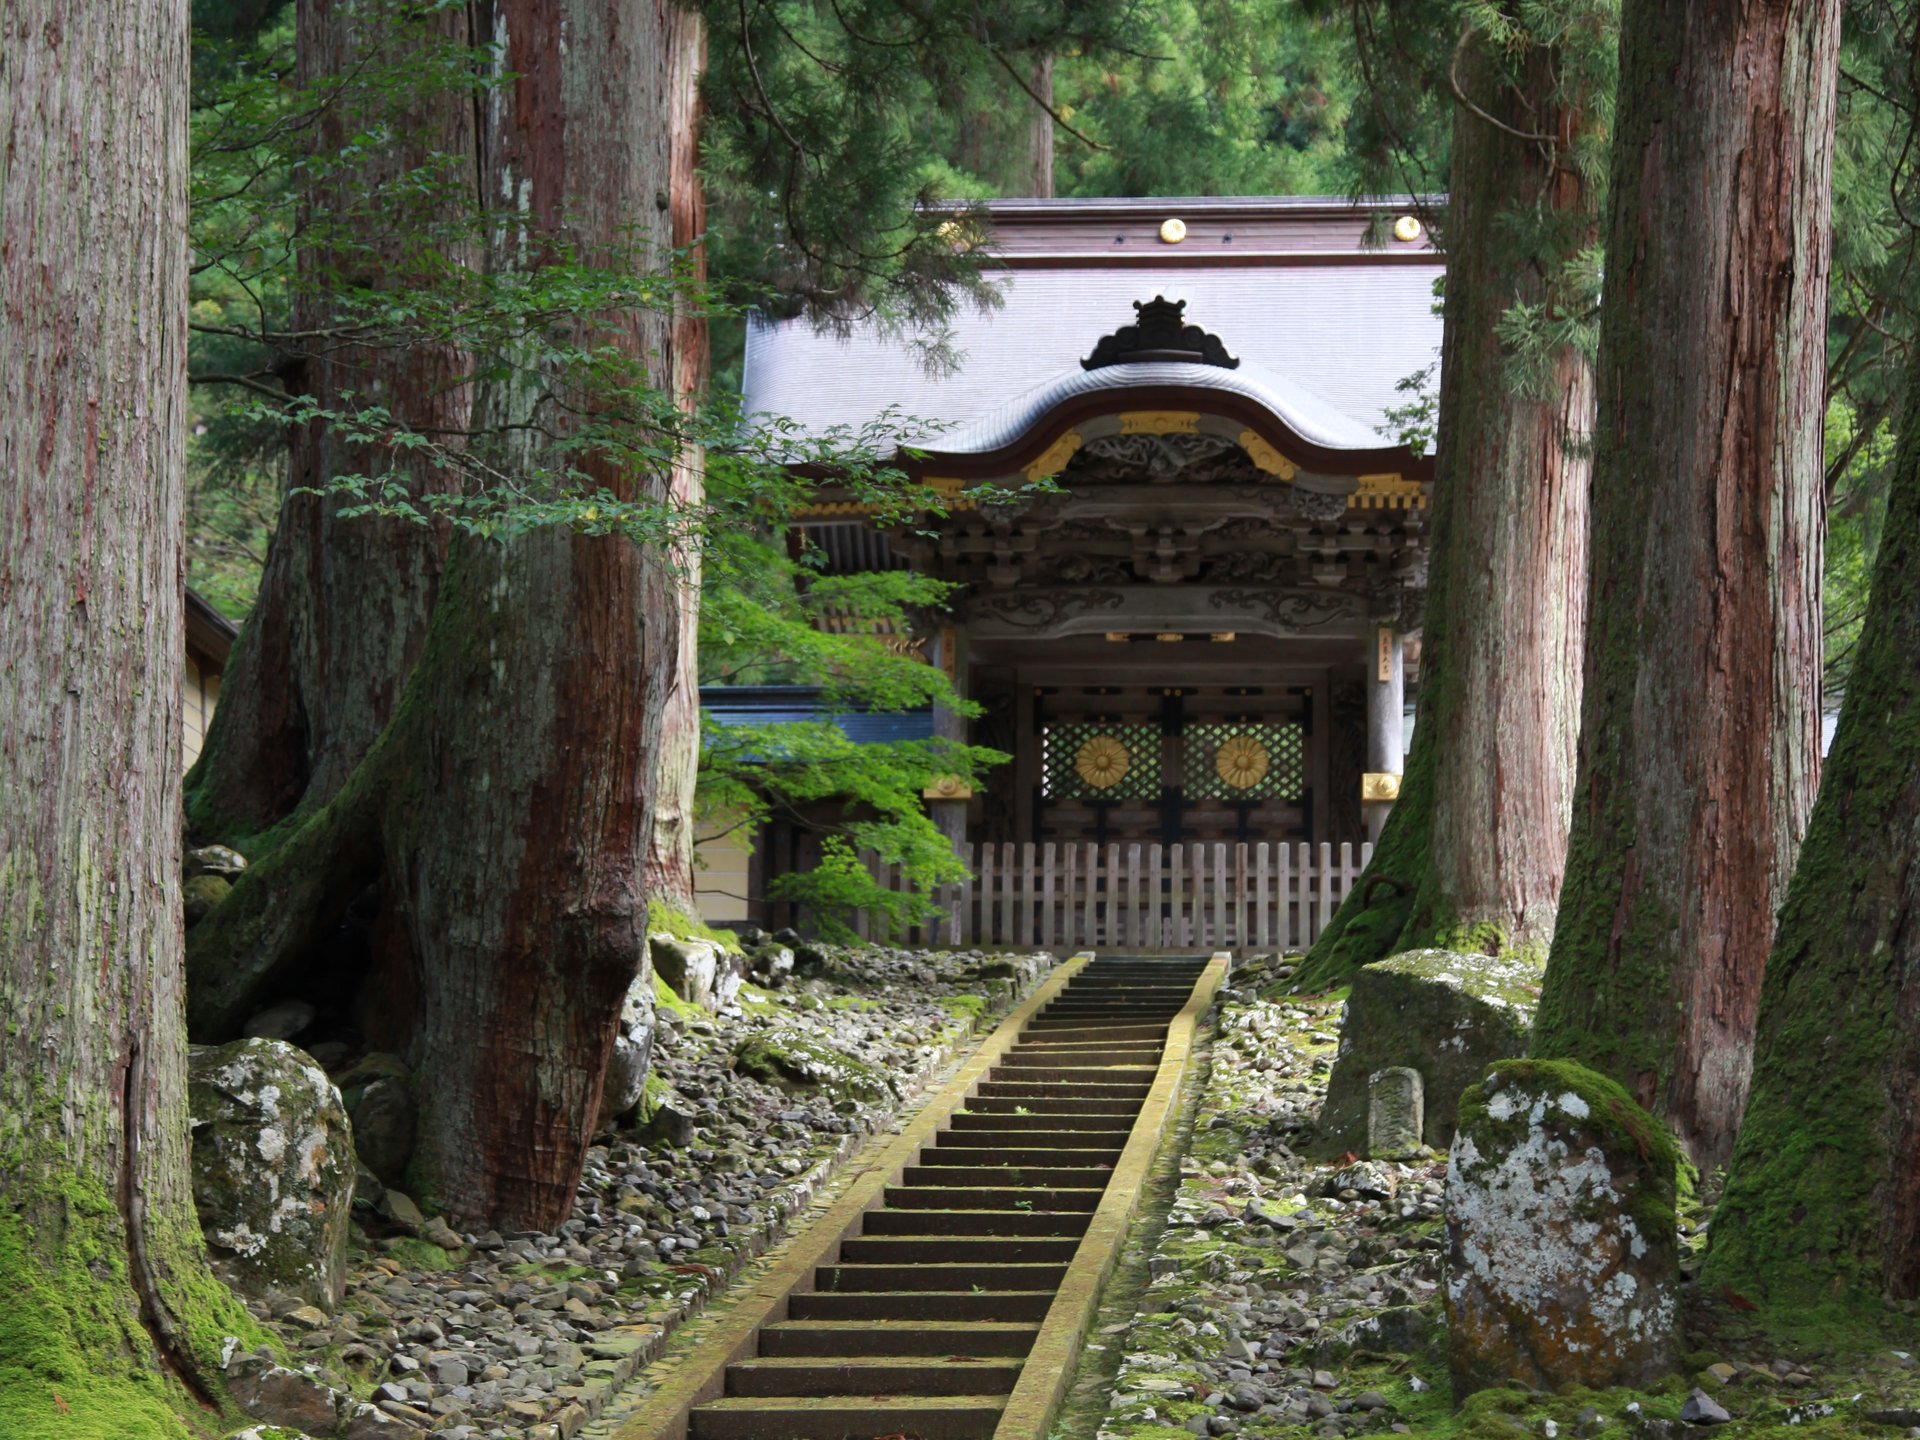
[{"left": 850, "top": 840, "right": 1375, "bottom": 951}]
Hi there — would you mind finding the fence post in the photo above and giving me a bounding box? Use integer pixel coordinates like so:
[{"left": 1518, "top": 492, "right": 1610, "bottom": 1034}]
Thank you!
[
  {"left": 1316, "top": 842, "right": 1334, "bottom": 939},
  {"left": 1190, "top": 843, "right": 1207, "bottom": 948},
  {"left": 1063, "top": 844, "right": 1078, "bottom": 950},
  {"left": 1148, "top": 845, "right": 1164, "bottom": 949},
  {"left": 1254, "top": 843, "right": 1271, "bottom": 948},
  {"left": 1168, "top": 844, "right": 1185, "bottom": 949},
  {"left": 1233, "top": 843, "right": 1249, "bottom": 951}
]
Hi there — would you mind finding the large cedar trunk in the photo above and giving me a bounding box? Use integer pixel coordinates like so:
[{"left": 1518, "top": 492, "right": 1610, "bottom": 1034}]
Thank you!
[
  {"left": 185, "top": 0, "right": 474, "bottom": 840},
  {"left": 1298, "top": 38, "right": 1593, "bottom": 986},
  {"left": 186, "top": 0, "right": 697, "bottom": 1230},
  {"left": 0, "top": 3, "right": 250, "bottom": 1432},
  {"left": 1532, "top": 0, "right": 1837, "bottom": 1167},
  {"left": 1702, "top": 344, "right": 1920, "bottom": 1306},
  {"left": 642, "top": 9, "right": 710, "bottom": 920}
]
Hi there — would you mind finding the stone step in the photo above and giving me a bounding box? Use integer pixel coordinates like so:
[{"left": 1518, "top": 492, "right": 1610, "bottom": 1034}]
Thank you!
[
  {"left": 965, "top": 1095, "right": 1143, "bottom": 1115},
  {"left": 837, "top": 1234, "right": 1083, "bottom": 1264},
  {"left": 756, "top": 1321, "right": 1041, "bottom": 1359},
  {"left": 815, "top": 1261, "right": 1069, "bottom": 1293},
  {"left": 900, "top": 1163, "right": 1114, "bottom": 1189},
  {"left": 724, "top": 1355, "right": 1025, "bottom": 1398},
  {"left": 858, "top": 1208, "right": 1091, "bottom": 1237},
  {"left": 882, "top": 1184, "right": 1105, "bottom": 1210},
  {"left": 948, "top": 1110, "right": 1134, "bottom": 1132},
  {"left": 786, "top": 1290, "right": 1057, "bottom": 1322},
  {"left": 690, "top": 1393, "right": 1006, "bottom": 1440},
  {"left": 920, "top": 1145, "right": 1124, "bottom": 1166}
]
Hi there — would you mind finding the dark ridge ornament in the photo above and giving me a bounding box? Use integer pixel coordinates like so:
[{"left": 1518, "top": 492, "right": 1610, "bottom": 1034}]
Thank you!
[{"left": 1081, "top": 296, "right": 1241, "bottom": 370}]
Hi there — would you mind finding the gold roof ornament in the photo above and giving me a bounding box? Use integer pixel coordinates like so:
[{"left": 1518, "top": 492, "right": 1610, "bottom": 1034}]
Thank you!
[
  {"left": 1159, "top": 217, "right": 1187, "bottom": 244},
  {"left": 1075, "top": 734, "right": 1130, "bottom": 791},
  {"left": 1215, "top": 735, "right": 1271, "bottom": 790},
  {"left": 1393, "top": 215, "right": 1424, "bottom": 243}
]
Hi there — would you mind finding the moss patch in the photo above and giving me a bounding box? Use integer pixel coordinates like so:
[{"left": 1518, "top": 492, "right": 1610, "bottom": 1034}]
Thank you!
[{"left": 731, "top": 1030, "right": 895, "bottom": 1104}]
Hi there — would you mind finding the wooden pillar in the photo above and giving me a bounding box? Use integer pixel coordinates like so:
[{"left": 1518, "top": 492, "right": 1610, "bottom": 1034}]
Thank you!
[{"left": 1364, "top": 624, "right": 1405, "bottom": 843}]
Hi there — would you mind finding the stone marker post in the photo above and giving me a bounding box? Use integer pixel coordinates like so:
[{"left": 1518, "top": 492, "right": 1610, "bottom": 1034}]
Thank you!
[{"left": 1367, "top": 1066, "right": 1425, "bottom": 1158}]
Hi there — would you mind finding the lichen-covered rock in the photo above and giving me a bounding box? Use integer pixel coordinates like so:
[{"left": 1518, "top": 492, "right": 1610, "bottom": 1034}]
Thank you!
[
  {"left": 650, "top": 932, "right": 742, "bottom": 1011},
  {"left": 189, "top": 1038, "right": 354, "bottom": 1310},
  {"left": 732, "top": 1028, "right": 897, "bottom": 1104},
  {"left": 186, "top": 842, "right": 249, "bottom": 878},
  {"left": 1445, "top": 1059, "right": 1683, "bottom": 1401},
  {"left": 1319, "top": 948, "right": 1539, "bottom": 1153}
]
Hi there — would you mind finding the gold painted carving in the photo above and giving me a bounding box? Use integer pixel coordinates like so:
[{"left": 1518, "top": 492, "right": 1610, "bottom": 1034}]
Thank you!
[
  {"left": 1118, "top": 411, "right": 1201, "bottom": 435},
  {"left": 923, "top": 775, "right": 974, "bottom": 801},
  {"left": 1236, "top": 429, "right": 1299, "bottom": 481},
  {"left": 1216, "top": 736, "right": 1271, "bottom": 791},
  {"left": 1025, "top": 430, "right": 1083, "bottom": 482},
  {"left": 1350, "top": 473, "right": 1426, "bottom": 509},
  {"left": 1361, "top": 772, "right": 1403, "bottom": 802},
  {"left": 1075, "top": 735, "right": 1130, "bottom": 791},
  {"left": 1159, "top": 217, "right": 1187, "bottom": 244}
]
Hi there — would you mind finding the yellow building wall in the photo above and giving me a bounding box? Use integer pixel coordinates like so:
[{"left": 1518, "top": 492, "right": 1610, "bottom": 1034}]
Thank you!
[
  {"left": 693, "top": 821, "right": 753, "bottom": 926},
  {"left": 183, "top": 654, "right": 221, "bottom": 771}
]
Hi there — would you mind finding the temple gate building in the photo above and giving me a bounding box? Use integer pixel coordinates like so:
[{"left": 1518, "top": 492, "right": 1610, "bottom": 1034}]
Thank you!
[{"left": 711, "top": 195, "right": 1443, "bottom": 938}]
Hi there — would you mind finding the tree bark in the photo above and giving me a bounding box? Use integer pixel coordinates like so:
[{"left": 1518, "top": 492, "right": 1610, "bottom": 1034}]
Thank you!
[
  {"left": 643, "top": 8, "right": 709, "bottom": 921},
  {"left": 187, "top": 0, "right": 696, "bottom": 1231},
  {"left": 185, "top": 0, "right": 474, "bottom": 842},
  {"left": 1026, "top": 53, "right": 1055, "bottom": 199},
  {"left": 1532, "top": 0, "right": 1838, "bottom": 1169},
  {"left": 0, "top": 3, "right": 253, "bottom": 1432},
  {"left": 1702, "top": 342, "right": 1920, "bottom": 1306},
  {"left": 1298, "top": 36, "right": 1594, "bottom": 987}
]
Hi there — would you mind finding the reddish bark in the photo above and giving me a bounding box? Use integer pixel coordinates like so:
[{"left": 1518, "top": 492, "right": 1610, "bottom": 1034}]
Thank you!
[
  {"left": 1534, "top": 0, "right": 1838, "bottom": 1168},
  {"left": 1301, "top": 35, "right": 1594, "bottom": 984},
  {"left": 186, "top": 0, "right": 700, "bottom": 1230},
  {"left": 186, "top": 0, "right": 473, "bottom": 840}
]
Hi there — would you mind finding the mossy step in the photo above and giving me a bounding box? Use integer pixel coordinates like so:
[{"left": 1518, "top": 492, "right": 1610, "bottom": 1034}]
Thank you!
[
  {"left": 815, "top": 1261, "right": 1069, "bottom": 1292},
  {"left": 786, "top": 1290, "right": 1056, "bottom": 1322},
  {"left": 724, "top": 1356, "right": 1024, "bottom": 1398},
  {"left": 1008, "top": 1044, "right": 1164, "bottom": 1060},
  {"left": 757, "top": 1321, "right": 1041, "bottom": 1358},
  {"left": 883, "top": 1184, "right": 1105, "bottom": 1210},
  {"left": 837, "top": 1235, "right": 1083, "bottom": 1264},
  {"left": 858, "top": 1208, "right": 1091, "bottom": 1237}
]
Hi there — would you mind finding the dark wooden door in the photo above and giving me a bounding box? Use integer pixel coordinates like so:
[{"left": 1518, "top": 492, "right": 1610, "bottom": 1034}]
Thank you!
[{"left": 1026, "top": 685, "right": 1314, "bottom": 847}]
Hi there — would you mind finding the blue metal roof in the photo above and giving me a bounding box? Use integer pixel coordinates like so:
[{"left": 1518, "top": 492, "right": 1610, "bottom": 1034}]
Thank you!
[{"left": 700, "top": 686, "right": 934, "bottom": 746}]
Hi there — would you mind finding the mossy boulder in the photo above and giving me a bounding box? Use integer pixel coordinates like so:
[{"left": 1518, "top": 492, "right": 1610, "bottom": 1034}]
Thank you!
[
  {"left": 183, "top": 871, "right": 232, "bottom": 924},
  {"left": 650, "top": 932, "right": 743, "bottom": 1012},
  {"left": 189, "top": 1038, "right": 354, "bottom": 1310},
  {"left": 1318, "top": 947, "right": 1539, "bottom": 1154},
  {"left": 732, "top": 1029, "right": 897, "bottom": 1105},
  {"left": 1445, "top": 1059, "right": 1684, "bottom": 1401},
  {"left": 600, "top": 958, "right": 659, "bottom": 1129}
]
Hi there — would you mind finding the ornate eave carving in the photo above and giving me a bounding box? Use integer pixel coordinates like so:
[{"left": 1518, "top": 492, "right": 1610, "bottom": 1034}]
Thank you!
[{"left": 1081, "top": 296, "right": 1241, "bottom": 370}]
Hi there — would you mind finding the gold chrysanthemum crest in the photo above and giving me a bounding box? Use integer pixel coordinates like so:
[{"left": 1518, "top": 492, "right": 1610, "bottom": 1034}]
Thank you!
[
  {"left": 1215, "top": 735, "right": 1270, "bottom": 790},
  {"left": 1075, "top": 734, "right": 1130, "bottom": 790}
]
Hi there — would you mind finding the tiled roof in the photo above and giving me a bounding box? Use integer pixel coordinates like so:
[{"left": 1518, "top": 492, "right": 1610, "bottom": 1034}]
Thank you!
[{"left": 743, "top": 199, "right": 1443, "bottom": 452}]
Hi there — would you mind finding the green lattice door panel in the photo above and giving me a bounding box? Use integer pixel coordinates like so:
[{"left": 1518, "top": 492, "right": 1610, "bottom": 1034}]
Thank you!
[
  {"left": 1182, "top": 722, "right": 1306, "bottom": 802},
  {"left": 1040, "top": 722, "right": 1163, "bottom": 802}
]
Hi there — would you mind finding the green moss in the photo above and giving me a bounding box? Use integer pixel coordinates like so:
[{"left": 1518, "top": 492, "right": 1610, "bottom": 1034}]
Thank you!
[
  {"left": 941, "top": 994, "right": 988, "bottom": 1025},
  {"left": 825, "top": 995, "right": 881, "bottom": 1012},
  {"left": 646, "top": 899, "right": 741, "bottom": 955},
  {"left": 382, "top": 1237, "right": 459, "bottom": 1272},
  {"left": 731, "top": 1030, "right": 894, "bottom": 1103},
  {"left": 0, "top": 1172, "right": 265, "bottom": 1440},
  {"left": 651, "top": 972, "right": 705, "bottom": 1023}
]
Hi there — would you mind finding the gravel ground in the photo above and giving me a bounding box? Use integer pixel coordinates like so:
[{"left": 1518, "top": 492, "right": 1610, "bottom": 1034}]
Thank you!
[
  {"left": 1089, "top": 955, "right": 1920, "bottom": 1440},
  {"left": 243, "top": 944, "right": 1053, "bottom": 1439}
]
